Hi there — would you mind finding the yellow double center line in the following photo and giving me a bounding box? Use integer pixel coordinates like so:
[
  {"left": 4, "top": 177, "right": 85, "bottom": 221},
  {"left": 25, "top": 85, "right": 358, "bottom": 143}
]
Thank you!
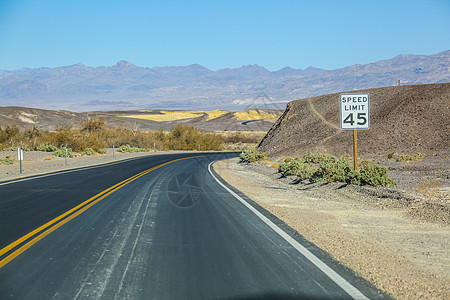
[{"left": 0, "top": 156, "right": 195, "bottom": 269}]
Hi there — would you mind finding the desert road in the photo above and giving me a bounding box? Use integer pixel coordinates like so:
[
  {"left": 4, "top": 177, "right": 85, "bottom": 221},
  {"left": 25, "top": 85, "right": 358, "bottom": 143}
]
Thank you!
[{"left": 0, "top": 152, "right": 387, "bottom": 299}]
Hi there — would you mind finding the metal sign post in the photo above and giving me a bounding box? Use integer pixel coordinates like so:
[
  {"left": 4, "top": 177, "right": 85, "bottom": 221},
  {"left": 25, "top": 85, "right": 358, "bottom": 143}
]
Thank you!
[
  {"left": 353, "top": 129, "right": 358, "bottom": 170},
  {"left": 340, "top": 93, "right": 370, "bottom": 170}
]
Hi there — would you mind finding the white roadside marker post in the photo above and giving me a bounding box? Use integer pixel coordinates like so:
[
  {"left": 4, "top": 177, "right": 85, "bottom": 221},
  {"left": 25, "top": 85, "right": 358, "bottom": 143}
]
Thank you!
[{"left": 18, "top": 148, "right": 23, "bottom": 174}]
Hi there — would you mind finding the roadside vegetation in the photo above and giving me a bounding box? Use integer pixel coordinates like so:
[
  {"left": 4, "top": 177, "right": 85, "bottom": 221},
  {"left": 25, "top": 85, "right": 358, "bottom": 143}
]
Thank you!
[
  {"left": 0, "top": 119, "right": 260, "bottom": 157},
  {"left": 0, "top": 155, "right": 14, "bottom": 165},
  {"left": 239, "top": 150, "right": 397, "bottom": 187}
]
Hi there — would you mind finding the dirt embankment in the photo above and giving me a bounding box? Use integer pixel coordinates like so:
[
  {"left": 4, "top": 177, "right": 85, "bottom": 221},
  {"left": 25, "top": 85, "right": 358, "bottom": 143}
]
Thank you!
[
  {"left": 213, "top": 158, "right": 449, "bottom": 299},
  {"left": 259, "top": 82, "right": 449, "bottom": 158}
]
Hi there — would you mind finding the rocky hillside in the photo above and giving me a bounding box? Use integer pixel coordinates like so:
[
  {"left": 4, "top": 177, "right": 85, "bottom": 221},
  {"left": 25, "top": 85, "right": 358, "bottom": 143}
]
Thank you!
[{"left": 258, "top": 83, "right": 450, "bottom": 158}]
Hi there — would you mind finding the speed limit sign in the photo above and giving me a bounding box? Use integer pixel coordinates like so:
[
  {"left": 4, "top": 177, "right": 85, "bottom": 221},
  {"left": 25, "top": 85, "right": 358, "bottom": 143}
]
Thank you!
[{"left": 340, "top": 93, "right": 370, "bottom": 129}]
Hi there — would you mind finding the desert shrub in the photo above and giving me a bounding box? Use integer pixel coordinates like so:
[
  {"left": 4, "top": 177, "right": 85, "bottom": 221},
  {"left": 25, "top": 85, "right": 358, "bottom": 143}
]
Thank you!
[
  {"left": 36, "top": 144, "right": 58, "bottom": 152},
  {"left": 53, "top": 148, "right": 74, "bottom": 158},
  {"left": 3, "top": 147, "right": 19, "bottom": 151},
  {"left": 278, "top": 158, "right": 306, "bottom": 177},
  {"left": 166, "top": 124, "right": 223, "bottom": 150},
  {"left": 297, "top": 164, "right": 318, "bottom": 181},
  {"left": 81, "top": 118, "right": 106, "bottom": 133},
  {"left": 222, "top": 132, "right": 260, "bottom": 144},
  {"left": 310, "top": 158, "right": 352, "bottom": 183},
  {"left": 303, "top": 152, "right": 336, "bottom": 164},
  {"left": 277, "top": 152, "right": 396, "bottom": 187},
  {"left": 0, "top": 125, "right": 20, "bottom": 146},
  {"left": 239, "top": 149, "right": 267, "bottom": 163},
  {"left": 117, "top": 144, "right": 148, "bottom": 153},
  {"left": 359, "top": 163, "right": 397, "bottom": 187},
  {"left": 0, "top": 122, "right": 228, "bottom": 153},
  {"left": 117, "top": 145, "right": 130, "bottom": 153},
  {"left": 396, "top": 152, "right": 425, "bottom": 162},
  {"left": 97, "top": 148, "right": 107, "bottom": 154},
  {"left": 81, "top": 148, "right": 95, "bottom": 156},
  {"left": 345, "top": 170, "right": 362, "bottom": 185},
  {"left": 0, "top": 155, "right": 14, "bottom": 165}
]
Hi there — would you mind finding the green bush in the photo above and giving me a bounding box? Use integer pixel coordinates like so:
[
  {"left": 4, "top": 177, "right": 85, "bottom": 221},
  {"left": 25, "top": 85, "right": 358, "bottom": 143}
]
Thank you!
[
  {"left": 53, "top": 148, "right": 74, "bottom": 158},
  {"left": 117, "top": 144, "right": 148, "bottom": 153},
  {"left": 297, "top": 163, "right": 317, "bottom": 181},
  {"left": 81, "top": 148, "right": 95, "bottom": 156},
  {"left": 97, "top": 148, "right": 107, "bottom": 154},
  {"left": 239, "top": 150, "right": 267, "bottom": 163},
  {"left": 284, "top": 157, "right": 293, "bottom": 163},
  {"left": 278, "top": 158, "right": 305, "bottom": 176},
  {"left": 345, "top": 170, "right": 362, "bottom": 185},
  {"left": 359, "top": 163, "right": 397, "bottom": 187},
  {"left": 2, "top": 147, "right": 18, "bottom": 151},
  {"left": 303, "top": 152, "right": 336, "bottom": 164},
  {"left": 310, "top": 158, "right": 352, "bottom": 183},
  {"left": 0, "top": 155, "right": 14, "bottom": 165},
  {"left": 276, "top": 152, "right": 397, "bottom": 187},
  {"left": 36, "top": 144, "right": 58, "bottom": 152}
]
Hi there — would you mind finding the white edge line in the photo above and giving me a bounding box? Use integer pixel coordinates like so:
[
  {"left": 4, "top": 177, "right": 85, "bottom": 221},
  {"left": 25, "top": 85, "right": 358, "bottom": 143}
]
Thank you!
[{"left": 208, "top": 161, "right": 369, "bottom": 300}]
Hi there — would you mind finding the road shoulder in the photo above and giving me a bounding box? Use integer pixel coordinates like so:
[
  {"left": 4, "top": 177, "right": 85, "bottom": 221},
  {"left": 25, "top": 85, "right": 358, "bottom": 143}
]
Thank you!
[{"left": 213, "top": 158, "right": 449, "bottom": 299}]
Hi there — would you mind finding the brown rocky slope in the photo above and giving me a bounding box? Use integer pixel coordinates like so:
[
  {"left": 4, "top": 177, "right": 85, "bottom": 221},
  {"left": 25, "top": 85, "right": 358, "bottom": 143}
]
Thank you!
[{"left": 258, "top": 82, "right": 449, "bottom": 158}]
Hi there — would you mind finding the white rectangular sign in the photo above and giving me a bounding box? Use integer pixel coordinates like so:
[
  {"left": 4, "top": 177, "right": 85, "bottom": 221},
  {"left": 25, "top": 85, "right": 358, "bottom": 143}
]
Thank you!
[
  {"left": 340, "top": 93, "right": 370, "bottom": 129},
  {"left": 18, "top": 148, "right": 23, "bottom": 161}
]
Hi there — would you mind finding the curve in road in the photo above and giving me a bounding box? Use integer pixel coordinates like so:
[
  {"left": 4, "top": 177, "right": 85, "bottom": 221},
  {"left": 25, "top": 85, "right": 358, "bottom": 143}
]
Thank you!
[{"left": 0, "top": 152, "right": 387, "bottom": 299}]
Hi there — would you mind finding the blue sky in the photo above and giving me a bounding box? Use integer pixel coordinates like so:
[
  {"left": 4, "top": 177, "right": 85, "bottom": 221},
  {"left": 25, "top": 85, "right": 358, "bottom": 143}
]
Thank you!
[{"left": 0, "top": 0, "right": 449, "bottom": 71}]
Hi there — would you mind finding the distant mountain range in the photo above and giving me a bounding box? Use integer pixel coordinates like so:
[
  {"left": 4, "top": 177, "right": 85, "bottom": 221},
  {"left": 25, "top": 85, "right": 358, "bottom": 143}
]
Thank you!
[{"left": 0, "top": 50, "right": 448, "bottom": 111}]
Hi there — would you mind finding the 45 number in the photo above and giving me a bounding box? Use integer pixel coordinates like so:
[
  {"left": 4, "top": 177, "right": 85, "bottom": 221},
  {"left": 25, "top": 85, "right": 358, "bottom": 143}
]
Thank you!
[{"left": 343, "top": 113, "right": 367, "bottom": 126}]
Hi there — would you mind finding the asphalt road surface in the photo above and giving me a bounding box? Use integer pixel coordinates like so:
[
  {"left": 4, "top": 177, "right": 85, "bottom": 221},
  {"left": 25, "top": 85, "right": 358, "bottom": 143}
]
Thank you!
[{"left": 0, "top": 152, "right": 387, "bottom": 299}]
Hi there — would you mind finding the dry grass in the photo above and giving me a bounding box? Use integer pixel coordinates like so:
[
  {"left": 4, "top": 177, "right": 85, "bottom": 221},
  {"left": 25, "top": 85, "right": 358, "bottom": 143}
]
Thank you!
[
  {"left": 417, "top": 181, "right": 442, "bottom": 197},
  {"left": 0, "top": 120, "right": 226, "bottom": 152},
  {"left": 120, "top": 109, "right": 229, "bottom": 122},
  {"left": 204, "top": 109, "right": 229, "bottom": 120},
  {"left": 396, "top": 152, "right": 426, "bottom": 162},
  {"left": 121, "top": 109, "right": 278, "bottom": 123},
  {"left": 234, "top": 109, "right": 279, "bottom": 121},
  {"left": 120, "top": 111, "right": 202, "bottom": 121}
]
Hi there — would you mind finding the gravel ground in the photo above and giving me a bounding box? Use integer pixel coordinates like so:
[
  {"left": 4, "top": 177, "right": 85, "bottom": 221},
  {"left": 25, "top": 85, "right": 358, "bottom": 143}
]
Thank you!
[{"left": 213, "top": 158, "right": 449, "bottom": 300}]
